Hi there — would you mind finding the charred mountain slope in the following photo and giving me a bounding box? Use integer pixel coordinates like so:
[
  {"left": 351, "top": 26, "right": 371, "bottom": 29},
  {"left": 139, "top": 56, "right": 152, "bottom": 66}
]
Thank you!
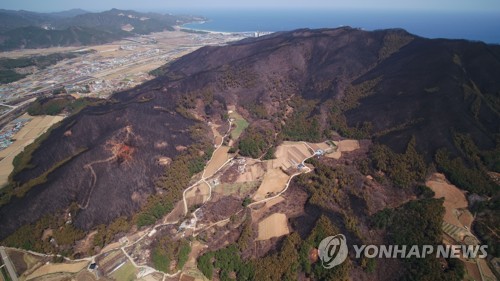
[
  {"left": 1, "top": 27, "right": 499, "bottom": 240},
  {"left": 0, "top": 84, "right": 210, "bottom": 239},
  {"left": 160, "top": 27, "right": 499, "bottom": 157}
]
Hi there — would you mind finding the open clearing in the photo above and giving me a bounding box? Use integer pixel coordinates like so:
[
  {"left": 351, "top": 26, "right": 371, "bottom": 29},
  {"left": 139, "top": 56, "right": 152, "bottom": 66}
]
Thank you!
[
  {"left": 111, "top": 260, "right": 136, "bottom": 281},
  {"left": 204, "top": 146, "right": 231, "bottom": 179},
  {"left": 185, "top": 182, "right": 210, "bottom": 209},
  {"left": 228, "top": 111, "right": 248, "bottom": 140},
  {"left": 251, "top": 196, "right": 285, "bottom": 221},
  {"left": 75, "top": 270, "right": 98, "bottom": 281},
  {"left": 257, "top": 213, "right": 290, "bottom": 241},
  {"left": 271, "top": 141, "right": 313, "bottom": 170},
  {"left": 324, "top": 140, "right": 360, "bottom": 159},
  {"left": 426, "top": 173, "right": 472, "bottom": 228},
  {"left": 236, "top": 160, "right": 265, "bottom": 183},
  {"left": 181, "top": 240, "right": 210, "bottom": 281},
  {"left": 0, "top": 114, "right": 64, "bottom": 187},
  {"left": 337, "top": 140, "right": 360, "bottom": 152},
  {"left": 252, "top": 141, "right": 313, "bottom": 201},
  {"left": 324, "top": 139, "right": 360, "bottom": 159},
  {"left": 252, "top": 169, "right": 290, "bottom": 201},
  {"left": 210, "top": 124, "right": 223, "bottom": 146},
  {"left": 214, "top": 181, "right": 260, "bottom": 196},
  {"left": 26, "top": 260, "right": 89, "bottom": 280},
  {"left": 307, "top": 141, "right": 333, "bottom": 152}
]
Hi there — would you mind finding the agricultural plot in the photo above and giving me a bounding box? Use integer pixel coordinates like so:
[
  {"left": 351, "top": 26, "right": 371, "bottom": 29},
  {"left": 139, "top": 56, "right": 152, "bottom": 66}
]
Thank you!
[
  {"left": 324, "top": 139, "right": 360, "bottom": 159},
  {"left": 252, "top": 169, "right": 290, "bottom": 201},
  {"left": 235, "top": 160, "right": 266, "bottom": 183},
  {"left": 97, "top": 250, "right": 129, "bottom": 277},
  {"left": 251, "top": 196, "right": 285, "bottom": 221},
  {"left": 204, "top": 146, "right": 231, "bottom": 179},
  {"left": 111, "top": 261, "right": 137, "bottom": 281},
  {"left": 426, "top": 173, "right": 472, "bottom": 229},
  {"left": 185, "top": 182, "right": 211, "bottom": 210},
  {"left": 75, "top": 270, "right": 98, "bottom": 281},
  {"left": 0, "top": 114, "right": 64, "bottom": 187},
  {"left": 25, "top": 260, "right": 89, "bottom": 280},
  {"left": 272, "top": 141, "right": 313, "bottom": 170},
  {"left": 307, "top": 141, "right": 335, "bottom": 153},
  {"left": 257, "top": 213, "right": 290, "bottom": 241},
  {"left": 214, "top": 181, "right": 261, "bottom": 197},
  {"left": 210, "top": 124, "right": 223, "bottom": 146},
  {"left": 228, "top": 111, "right": 248, "bottom": 140}
]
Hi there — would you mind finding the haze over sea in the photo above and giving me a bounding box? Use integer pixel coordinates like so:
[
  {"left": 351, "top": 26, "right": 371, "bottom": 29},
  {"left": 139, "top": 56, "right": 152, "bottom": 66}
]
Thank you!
[{"left": 179, "top": 9, "right": 500, "bottom": 44}]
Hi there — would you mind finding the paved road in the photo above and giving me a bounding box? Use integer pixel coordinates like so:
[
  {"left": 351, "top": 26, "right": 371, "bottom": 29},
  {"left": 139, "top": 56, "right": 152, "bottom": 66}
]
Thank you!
[{"left": 0, "top": 246, "right": 19, "bottom": 281}]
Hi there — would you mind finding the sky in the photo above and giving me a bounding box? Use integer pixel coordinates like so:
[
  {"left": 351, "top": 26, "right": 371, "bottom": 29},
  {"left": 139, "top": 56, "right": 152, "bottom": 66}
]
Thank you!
[{"left": 1, "top": 0, "right": 499, "bottom": 13}]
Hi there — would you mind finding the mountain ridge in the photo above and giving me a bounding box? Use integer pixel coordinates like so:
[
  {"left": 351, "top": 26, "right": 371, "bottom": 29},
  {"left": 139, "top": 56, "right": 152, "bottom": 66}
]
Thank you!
[{"left": 0, "top": 8, "right": 204, "bottom": 50}]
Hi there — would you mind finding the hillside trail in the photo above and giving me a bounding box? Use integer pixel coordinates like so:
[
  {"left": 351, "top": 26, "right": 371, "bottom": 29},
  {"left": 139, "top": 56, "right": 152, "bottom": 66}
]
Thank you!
[{"left": 78, "top": 126, "right": 135, "bottom": 210}]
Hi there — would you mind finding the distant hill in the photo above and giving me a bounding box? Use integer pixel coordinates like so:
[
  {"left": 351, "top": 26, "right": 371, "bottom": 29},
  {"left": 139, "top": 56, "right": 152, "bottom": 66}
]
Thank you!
[
  {"left": 0, "top": 8, "right": 205, "bottom": 50},
  {"left": 48, "top": 9, "right": 89, "bottom": 18},
  {"left": 0, "top": 9, "right": 55, "bottom": 32}
]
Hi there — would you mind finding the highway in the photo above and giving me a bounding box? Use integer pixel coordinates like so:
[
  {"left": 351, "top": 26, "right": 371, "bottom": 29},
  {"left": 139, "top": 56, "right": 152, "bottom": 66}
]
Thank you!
[{"left": 0, "top": 246, "right": 19, "bottom": 281}]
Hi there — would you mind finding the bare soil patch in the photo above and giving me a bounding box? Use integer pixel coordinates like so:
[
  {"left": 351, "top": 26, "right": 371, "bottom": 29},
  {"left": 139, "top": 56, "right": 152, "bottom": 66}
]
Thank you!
[
  {"left": 426, "top": 173, "right": 471, "bottom": 228},
  {"left": 257, "top": 213, "right": 290, "bottom": 241},
  {"left": 272, "top": 141, "right": 313, "bottom": 170},
  {"left": 251, "top": 196, "right": 284, "bottom": 222},
  {"left": 185, "top": 182, "right": 210, "bottom": 210},
  {"left": 26, "top": 260, "right": 89, "bottom": 280},
  {"left": 204, "top": 146, "right": 231, "bottom": 179},
  {"left": 252, "top": 169, "right": 290, "bottom": 201},
  {"left": 235, "top": 160, "right": 266, "bottom": 183},
  {"left": 0, "top": 114, "right": 64, "bottom": 187},
  {"left": 75, "top": 270, "right": 98, "bottom": 281}
]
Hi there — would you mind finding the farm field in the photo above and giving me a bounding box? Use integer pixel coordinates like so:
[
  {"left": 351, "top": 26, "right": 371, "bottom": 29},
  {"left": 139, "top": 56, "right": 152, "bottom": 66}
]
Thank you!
[
  {"left": 26, "top": 260, "right": 89, "bottom": 280},
  {"left": 426, "top": 173, "right": 472, "bottom": 228},
  {"left": 203, "top": 146, "right": 231, "bottom": 179},
  {"left": 235, "top": 160, "right": 265, "bottom": 183},
  {"left": 257, "top": 213, "right": 290, "bottom": 241},
  {"left": 111, "top": 261, "right": 136, "bottom": 281},
  {"left": 228, "top": 111, "right": 248, "bottom": 140},
  {"left": 271, "top": 141, "right": 313, "bottom": 170},
  {"left": 214, "top": 181, "right": 260, "bottom": 196},
  {"left": 0, "top": 114, "right": 64, "bottom": 187},
  {"left": 251, "top": 141, "right": 314, "bottom": 201},
  {"left": 252, "top": 168, "right": 290, "bottom": 201},
  {"left": 185, "top": 182, "right": 211, "bottom": 210},
  {"left": 251, "top": 196, "right": 285, "bottom": 221}
]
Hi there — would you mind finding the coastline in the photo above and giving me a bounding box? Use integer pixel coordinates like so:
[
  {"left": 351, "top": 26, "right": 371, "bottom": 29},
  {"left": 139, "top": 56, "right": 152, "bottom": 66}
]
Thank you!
[{"left": 179, "top": 20, "right": 273, "bottom": 37}]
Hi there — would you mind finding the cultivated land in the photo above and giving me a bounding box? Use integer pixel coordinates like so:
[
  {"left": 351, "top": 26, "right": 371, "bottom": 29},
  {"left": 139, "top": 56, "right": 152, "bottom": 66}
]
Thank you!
[
  {"left": 228, "top": 111, "right": 249, "bottom": 140},
  {"left": 257, "top": 213, "right": 290, "bottom": 241},
  {"left": 203, "top": 146, "right": 231, "bottom": 179},
  {"left": 185, "top": 182, "right": 211, "bottom": 210},
  {"left": 26, "top": 260, "right": 89, "bottom": 280},
  {"left": 426, "top": 173, "right": 495, "bottom": 281},
  {"left": 252, "top": 168, "right": 291, "bottom": 201},
  {"left": 426, "top": 173, "right": 472, "bottom": 229},
  {"left": 0, "top": 114, "right": 64, "bottom": 187}
]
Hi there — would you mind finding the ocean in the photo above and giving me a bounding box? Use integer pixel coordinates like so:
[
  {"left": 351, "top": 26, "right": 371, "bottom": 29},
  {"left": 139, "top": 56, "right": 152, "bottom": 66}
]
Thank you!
[{"left": 180, "top": 9, "right": 500, "bottom": 44}]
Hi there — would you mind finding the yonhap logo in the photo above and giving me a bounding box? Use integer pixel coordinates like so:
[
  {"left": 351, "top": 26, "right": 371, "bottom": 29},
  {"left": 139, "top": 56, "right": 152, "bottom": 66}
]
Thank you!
[
  {"left": 318, "top": 234, "right": 349, "bottom": 268},
  {"left": 317, "top": 233, "right": 489, "bottom": 269}
]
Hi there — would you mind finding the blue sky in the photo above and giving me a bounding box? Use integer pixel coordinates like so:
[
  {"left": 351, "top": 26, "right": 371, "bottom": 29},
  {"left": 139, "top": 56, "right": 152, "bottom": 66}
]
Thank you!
[{"left": 1, "top": 0, "right": 499, "bottom": 13}]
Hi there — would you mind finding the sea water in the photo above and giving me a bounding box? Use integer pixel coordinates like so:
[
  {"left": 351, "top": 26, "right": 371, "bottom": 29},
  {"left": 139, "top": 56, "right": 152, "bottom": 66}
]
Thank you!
[{"left": 180, "top": 9, "right": 500, "bottom": 44}]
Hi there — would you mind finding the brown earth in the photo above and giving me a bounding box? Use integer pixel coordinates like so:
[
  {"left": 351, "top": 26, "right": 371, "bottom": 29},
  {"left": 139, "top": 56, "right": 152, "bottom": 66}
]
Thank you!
[
  {"left": 426, "top": 173, "right": 471, "bottom": 228},
  {"left": 256, "top": 213, "right": 290, "bottom": 241}
]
